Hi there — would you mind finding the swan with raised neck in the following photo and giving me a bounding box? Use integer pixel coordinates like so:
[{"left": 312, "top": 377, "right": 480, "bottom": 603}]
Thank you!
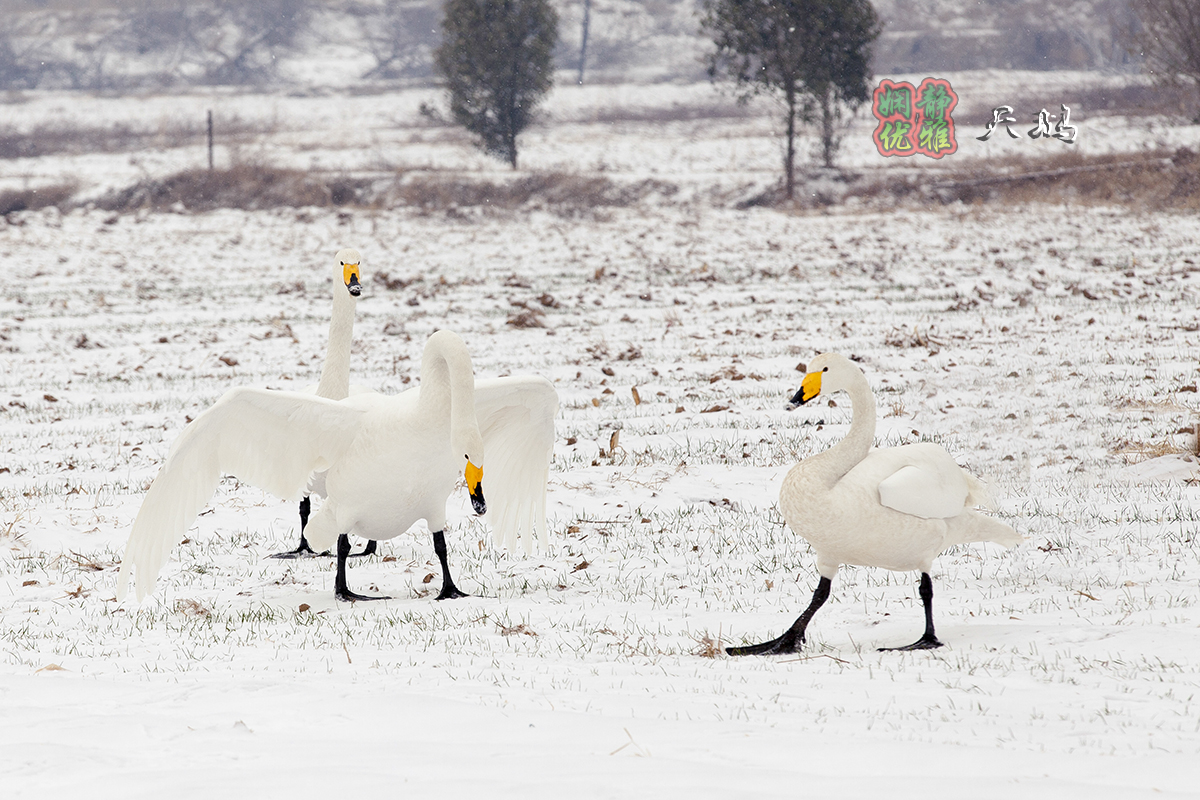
[
  {"left": 315, "top": 247, "right": 362, "bottom": 401},
  {"left": 728, "top": 352, "right": 1022, "bottom": 656}
]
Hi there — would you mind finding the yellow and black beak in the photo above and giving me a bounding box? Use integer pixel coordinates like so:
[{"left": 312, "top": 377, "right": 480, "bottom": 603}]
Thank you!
[
  {"left": 787, "top": 370, "right": 823, "bottom": 409},
  {"left": 465, "top": 461, "right": 486, "bottom": 515},
  {"left": 343, "top": 263, "right": 362, "bottom": 297}
]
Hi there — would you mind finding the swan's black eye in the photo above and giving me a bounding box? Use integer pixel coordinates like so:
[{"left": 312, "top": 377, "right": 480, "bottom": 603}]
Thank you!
[
  {"left": 464, "top": 454, "right": 469, "bottom": 460},
  {"left": 822, "top": 366, "right": 829, "bottom": 372}
]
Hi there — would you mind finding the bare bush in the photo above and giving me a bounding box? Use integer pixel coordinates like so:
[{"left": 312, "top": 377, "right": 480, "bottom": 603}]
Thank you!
[
  {"left": 385, "top": 172, "right": 677, "bottom": 210},
  {"left": 849, "top": 147, "right": 1200, "bottom": 210},
  {"left": 359, "top": 1, "right": 441, "bottom": 80},
  {"left": 1130, "top": 0, "right": 1200, "bottom": 116},
  {"left": 0, "top": 183, "right": 77, "bottom": 215},
  {"left": 95, "top": 165, "right": 371, "bottom": 212}
]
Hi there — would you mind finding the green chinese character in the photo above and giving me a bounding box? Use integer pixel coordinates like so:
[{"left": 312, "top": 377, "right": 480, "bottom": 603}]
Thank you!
[
  {"left": 880, "top": 120, "right": 912, "bottom": 152},
  {"left": 916, "top": 84, "right": 952, "bottom": 120},
  {"left": 918, "top": 118, "right": 951, "bottom": 154},
  {"left": 877, "top": 86, "right": 911, "bottom": 118}
]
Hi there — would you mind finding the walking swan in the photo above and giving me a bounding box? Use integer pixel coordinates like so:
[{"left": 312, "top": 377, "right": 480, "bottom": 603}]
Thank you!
[{"left": 727, "top": 353, "right": 1021, "bottom": 656}]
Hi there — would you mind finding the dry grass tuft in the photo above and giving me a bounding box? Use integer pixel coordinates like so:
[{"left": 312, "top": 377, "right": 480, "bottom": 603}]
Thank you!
[
  {"left": 692, "top": 632, "right": 723, "bottom": 658},
  {"left": 506, "top": 309, "right": 546, "bottom": 329},
  {"left": 174, "top": 598, "right": 213, "bottom": 618},
  {"left": 884, "top": 325, "right": 944, "bottom": 353},
  {"left": 1113, "top": 438, "right": 1189, "bottom": 463},
  {"left": 496, "top": 621, "right": 537, "bottom": 637}
]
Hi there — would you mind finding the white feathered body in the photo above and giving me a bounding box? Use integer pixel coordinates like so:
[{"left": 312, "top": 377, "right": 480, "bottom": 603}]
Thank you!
[
  {"left": 779, "top": 353, "right": 1021, "bottom": 581},
  {"left": 781, "top": 443, "right": 1020, "bottom": 578},
  {"left": 117, "top": 331, "right": 556, "bottom": 603},
  {"left": 303, "top": 389, "right": 457, "bottom": 550},
  {"left": 305, "top": 375, "right": 556, "bottom": 553}
]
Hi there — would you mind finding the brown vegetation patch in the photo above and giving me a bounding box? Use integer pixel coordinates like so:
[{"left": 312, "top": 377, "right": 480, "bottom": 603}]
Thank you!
[
  {"left": 1112, "top": 438, "right": 1189, "bottom": 463},
  {"left": 95, "top": 165, "right": 373, "bottom": 212},
  {"left": 93, "top": 167, "right": 677, "bottom": 214},
  {"left": 386, "top": 172, "right": 677, "bottom": 210},
  {"left": 0, "top": 118, "right": 259, "bottom": 160},
  {"left": 848, "top": 147, "right": 1200, "bottom": 210},
  {"left": 0, "top": 182, "right": 76, "bottom": 215}
]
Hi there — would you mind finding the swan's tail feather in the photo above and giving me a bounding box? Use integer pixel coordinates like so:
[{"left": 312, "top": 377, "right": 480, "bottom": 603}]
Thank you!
[
  {"left": 963, "top": 472, "right": 998, "bottom": 511},
  {"left": 948, "top": 509, "right": 1023, "bottom": 549}
]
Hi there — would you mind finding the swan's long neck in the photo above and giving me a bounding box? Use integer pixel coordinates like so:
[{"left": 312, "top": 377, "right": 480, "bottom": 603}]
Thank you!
[
  {"left": 418, "top": 332, "right": 478, "bottom": 441},
  {"left": 813, "top": 371, "right": 876, "bottom": 481},
  {"left": 316, "top": 290, "right": 356, "bottom": 400}
]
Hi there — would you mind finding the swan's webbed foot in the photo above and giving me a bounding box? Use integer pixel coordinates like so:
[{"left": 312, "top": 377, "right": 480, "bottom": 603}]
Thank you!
[
  {"left": 879, "top": 573, "right": 942, "bottom": 651},
  {"left": 267, "top": 536, "right": 330, "bottom": 559},
  {"left": 335, "top": 586, "right": 391, "bottom": 603},
  {"left": 727, "top": 576, "right": 832, "bottom": 657},
  {"left": 726, "top": 630, "right": 803, "bottom": 657},
  {"left": 346, "top": 539, "right": 378, "bottom": 559},
  {"left": 436, "top": 582, "right": 469, "bottom": 601},
  {"left": 334, "top": 533, "right": 389, "bottom": 602},
  {"left": 270, "top": 499, "right": 331, "bottom": 558},
  {"left": 879, "top": 632, "right": 943, "bottom": 651}
]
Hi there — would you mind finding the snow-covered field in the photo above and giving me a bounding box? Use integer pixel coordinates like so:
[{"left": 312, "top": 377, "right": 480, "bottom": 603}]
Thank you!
[{"left": 2, "top": 78, "right": 1200, "bottom": 797}]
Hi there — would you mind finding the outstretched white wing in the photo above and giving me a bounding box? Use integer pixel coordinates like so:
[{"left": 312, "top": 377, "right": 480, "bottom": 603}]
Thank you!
[
  {"left": 117, "top": 388, "right": 366, "bottom": 602},
  {"left": 474, "top": 376, "right": 558, "bottom": 554}
]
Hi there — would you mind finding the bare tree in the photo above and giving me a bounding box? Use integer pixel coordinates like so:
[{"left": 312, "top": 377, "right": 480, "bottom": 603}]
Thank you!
[
  {"left": 109, "top": 0, "right": 313, "bottom": 86},
  {"left": 360, "top": 1, "right": 440, "bottom": 80},
  {"left": 0, "top": 8, "right": 113, "bottom": 89},
  {"left": 0, "top": 15, "right": 39, "bottom": 89},
  {"left": 1131, "top": 0, "right": 1200, "bottom": 114},
  {"left": 199, "top": 0, "right": 314, "bottom": 85},
  {"left": 577, "top": 0, "right": 591, "bottom": 84}
]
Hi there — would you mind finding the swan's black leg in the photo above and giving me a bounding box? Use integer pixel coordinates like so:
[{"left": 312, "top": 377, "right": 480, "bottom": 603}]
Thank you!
[
  {"left": 432, "top": 530, "right": 468, "bottom": 600},
  {"left": 268, "top": 496, "right": 332, "bottom": 559},
  {"left": 334, "top": 533, "right": 390, "bottom": 602},
  {"left": 348, "top": 538, "right": 378, "bottom": 559},
  {"left": 727, "top": 576, "right": 832, "bottom": 656},
  {"left": 880, "top": 572, "right": 944, "bottom": 651}
]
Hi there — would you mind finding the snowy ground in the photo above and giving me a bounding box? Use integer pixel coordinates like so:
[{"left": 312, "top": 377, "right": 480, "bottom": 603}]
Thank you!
[
  {"left": 2, "top": 76, "right": 1200, "bottom": 797},
  {"left": 2, "top": 200, "right": 1199, "bottom": 797}
]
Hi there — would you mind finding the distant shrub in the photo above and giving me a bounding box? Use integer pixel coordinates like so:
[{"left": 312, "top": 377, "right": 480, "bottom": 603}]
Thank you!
[
  {"left": 847, "top": 148, "right": 1200, "bottom": 210},
  {"left": 95, "top": 165, "right": 372, "bottom": 212},
  {"left": 384, "top": 171, "right": 677, "bottom": 210},
  {"left": 0, "top": 182, "right": 76, "bottom": 215},
  {"left": 434, "top": 0, "right": 559, "bottom": 168}
]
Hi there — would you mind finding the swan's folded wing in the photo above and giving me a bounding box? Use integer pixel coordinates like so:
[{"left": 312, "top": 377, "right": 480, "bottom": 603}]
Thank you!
[
  {"left": 877, "top": 457, "right": 970, "bottom": 520},
  {"left": 117, "top": 388, "right": 365, "bottom": 602},
  {"left": 474, "top": 376, "right": 558, "bottom": 554}
]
